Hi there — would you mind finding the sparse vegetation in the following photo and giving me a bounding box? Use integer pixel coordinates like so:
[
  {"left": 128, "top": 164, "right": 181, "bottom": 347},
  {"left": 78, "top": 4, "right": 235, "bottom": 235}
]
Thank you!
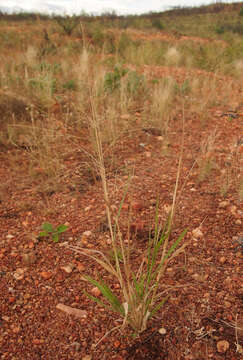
[
  {"left": 38, "top": 222, "right": 68, "bottom": 242},
  {"left": 0, "top": 2, "right": 242, "bottom": 359}
]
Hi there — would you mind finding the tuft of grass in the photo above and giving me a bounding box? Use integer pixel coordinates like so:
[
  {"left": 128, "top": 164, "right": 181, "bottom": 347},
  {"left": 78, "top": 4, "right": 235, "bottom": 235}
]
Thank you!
[
  {"left": 197, "top": 130, "right": 219, "bottom": 183},
  {"left": 68, "top": 87, "right": 188, "bottom": 338}
]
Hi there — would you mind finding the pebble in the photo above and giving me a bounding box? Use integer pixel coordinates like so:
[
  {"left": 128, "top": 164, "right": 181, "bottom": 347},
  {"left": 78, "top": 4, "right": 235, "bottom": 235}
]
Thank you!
[
  {"left": 91, "top": 287, "right": 101, "bottom": 297},
  {"left": 224, "top": 301, "right": 231, "bottom": 308},
  {"left": 83, "top": 231, "right": 92, "bottom": 237},
  {"left": 13, "top": 268, "right": 25, "bottom": 281},
  {"left": 56, "top": 303, "right": 87, "bottom": 318},
  {"left": 219, "top": 256, "right": 226, "bottom": 264},
  {"left": 61, "top": 264, "right": 74, "bottom": 274},
  {"left": 217, "top": 340, "right": 229, "bottom": 353},
  {"left": 235, "top": 219, "right": 241, "bottom": 225},
  {"left": 122, "top": 203, "right": 129, "bottom": 211},
  {"left": 82, "top": 355, "right": 92, "bottom": 360},
  {"left": 33, "top": 339, "right": 44, "bottom": 345},
  {"left": 40, "top": 271, "right": 52, "bottom": 280},
  {"left": 2, "top": 316, "right": 10, "bottom": 322},
  {"left": 12, "top": 326, "right": 21, "bottom": 334},
  {"left": 218, "top": 201, "right": 229, "bottom": 209},
  {"left": 230, "top": 205, "right": 237, "bottom": 216},
  {"left": 77, "top": 262, "right": 85, "bottom": 272},
  {"left": 120, "top": 114, "right": 130, "bottom": 120},
  {"left": 6, "top": 234, "right": 14, "bottom": 239},
  {"left": 192, "top": 228, "right": 203, "bottom": 239},
  {"left": 158, "top": 327, "right": 167, "bottom": 335}
]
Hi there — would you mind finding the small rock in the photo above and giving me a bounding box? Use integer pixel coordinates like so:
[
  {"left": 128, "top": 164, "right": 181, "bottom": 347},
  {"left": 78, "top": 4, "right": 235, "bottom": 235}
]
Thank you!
[
  {"left": 192, "top": 228, "right": 203, "bottom": 239},
  {"left": 82, "top": 355, "right": 92, "bottom": 360},
  {"left": 85, "top": 206, "right": 92, "bottom": 212},
  {"left": 2, "top": 316, "right": 10, "bottom": 322},
  {"left": 83, "top": 231, "right": 92, "bottom": 237},
  {"left": 145, "top": 151, "right": 151, "bottom": 158},
  {"left": 218, "top": 201, "right": 229, "bottom": 209},
  {"left": 114, "top": 340, "right": 120, "bottom": 348},
  {"left": 224, "top": 301, "right": 231, "bottom": 308},
  {"left": 121, "top": 203, "right": 129, "bottom": 211},
  {"left": 13, "top": 268, "right": 25, "bottom": 281},
  {"left": 56, "top": 303, "right": 87, "bottom": 318},
  {"left": 91, "top": 287, "right": 101, "bottom": 297},
  {"left": 167, "top": 267, "right": 174, "bottom": 274},
  {"left": 77, "top": 262, "right": 85, "bottom": 272},
  {"left": 230, "top": 205, "right": 237, "bottom": 216},
  {"left": 219, "top": 256, "right": 226, "bottom": 264},
  {"left": 12, "top": 326, "right": 21, "bottom": 334},
  {"left": 9, "top": 296, "right": 15, "bottom": 304},
  {"left": 235, "top": 219, "right": 241, "bottom": 225},
  {"left": 158, "top": 328, "right": 167, "bottom": 335},
  {"left": 217, "top": 340, "right": 229, "bottom": 353},
  {"left": 6, "top": 234, "right": 14, "bottom": 239},
  {"left": 40, "top": 271, "right": 52, "bottom": 280},
  {"left": 61, "top": 264, "right": 74, "bottom": 274},
  {"left": 33, "top": 339, "right": 44, "bottom": 345},
  {"left": 120, "top": 114, "right": 130, "bottom": 120}
]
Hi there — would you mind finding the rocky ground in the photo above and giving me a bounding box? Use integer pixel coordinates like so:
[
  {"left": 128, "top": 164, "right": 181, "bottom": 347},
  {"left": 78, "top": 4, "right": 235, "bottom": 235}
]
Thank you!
[{"left": 0, "top": 31, "right": 242, "bottom": 360}]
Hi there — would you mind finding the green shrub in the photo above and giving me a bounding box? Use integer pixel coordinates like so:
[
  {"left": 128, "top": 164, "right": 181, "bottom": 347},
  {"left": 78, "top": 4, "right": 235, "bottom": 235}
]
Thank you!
[
  {"left": 118, "top": 32, "right": 132, "bottom": 56},
  {"left": 28, "top": 76, "right": 57, "bottom": 94},
  {"left": 151, "top": 18, "right": 165, "bottom": 30},
  {"left": 62, "top": 79, "right": 77, "bottom": 91},
  {"left": 215, "top": 24, "right": 225, "bottom": 34},
  {"left": 55, "top": 15, "right": 79, "bottom": 36},
  {"left": 126, "top": 70, "right": 146, "bottom": 95},
  {"left": 104, "top": 65, "right": 128, "bottom": 92}
]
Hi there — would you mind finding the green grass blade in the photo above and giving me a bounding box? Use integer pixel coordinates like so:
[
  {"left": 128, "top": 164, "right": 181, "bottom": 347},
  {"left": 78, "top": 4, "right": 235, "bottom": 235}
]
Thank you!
[
  {"left": 150, "top": 296, "right": 168, "bottom": 318},
  {"left": 83, "top": 290, "right": 112, "bottom": 310},
  {"left": 161, "top": 228, "right": 187, "bottom": 265},
  {"left": 84, "top": 275, "right": 124, "bottom": 315}
]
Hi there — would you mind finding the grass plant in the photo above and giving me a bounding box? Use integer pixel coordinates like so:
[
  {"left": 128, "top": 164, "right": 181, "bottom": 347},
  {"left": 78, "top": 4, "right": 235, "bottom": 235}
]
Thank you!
[{"left": 68, "top": 84, "right": 188, "bottom": 337}]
